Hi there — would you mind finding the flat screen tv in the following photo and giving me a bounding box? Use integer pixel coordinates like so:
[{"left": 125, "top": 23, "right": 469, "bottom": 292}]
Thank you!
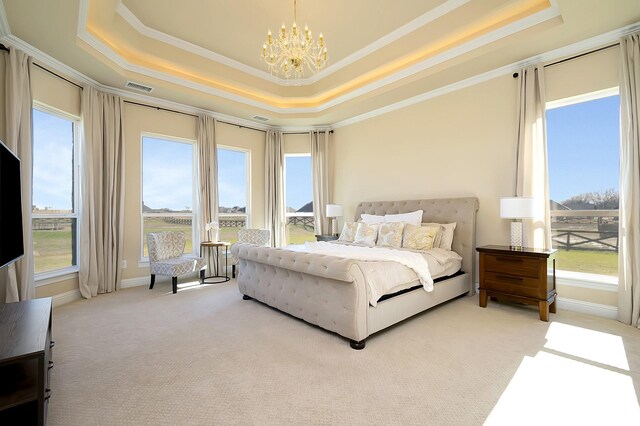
[{"left": 0, "top": 140, "right": 24, "bottom": 269}]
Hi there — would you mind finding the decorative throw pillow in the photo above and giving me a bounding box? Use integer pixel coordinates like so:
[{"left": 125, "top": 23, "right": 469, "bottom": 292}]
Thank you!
[
  {"left": 403, "top": 224, "right": 439, "bottom": 250},
  {"left": 360, "top": 213, "right": 385, "bottom": 224},
  {"left": 376, "top": 222, "right": 405, "bottom": 248},
  {"left": 338, "top": 221, "right": 358, "bottom": 242},
  {"left": 423, "top": 222, "right": 457, "bottom": 250},
  {"left": 353, "top": 222, "right": 379, "bottom": 246},
  {"left": 384, "top": 210, "right": 424, "bottom": 226}
]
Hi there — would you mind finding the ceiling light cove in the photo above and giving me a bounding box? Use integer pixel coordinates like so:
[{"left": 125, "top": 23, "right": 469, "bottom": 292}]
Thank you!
[{"left": 79, "top": 0, "right": 558, "bottom": 114}]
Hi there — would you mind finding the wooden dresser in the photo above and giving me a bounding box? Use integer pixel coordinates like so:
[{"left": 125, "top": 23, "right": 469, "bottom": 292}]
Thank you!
[
  {"left": 477, "top": 245, "right": 557, "bottom": 321},
  {"left": 0, "top": 297, "right": 53, "bottom": 425}
]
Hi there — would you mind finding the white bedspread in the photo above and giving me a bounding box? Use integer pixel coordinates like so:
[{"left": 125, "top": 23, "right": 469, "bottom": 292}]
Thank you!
[{"left": 288, "top": 242, "right": 461, "bottom": 306}]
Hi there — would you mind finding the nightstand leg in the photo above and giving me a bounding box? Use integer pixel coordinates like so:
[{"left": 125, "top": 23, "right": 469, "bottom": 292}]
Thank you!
[
  {"left": 479, "top": 289, "right": 488, "bottom": 308},
  {"left": 549, "top": 297, "right": 557, "bottom": 314},
  {"left": 539, "top": 301, "right": 550, "bottom": 322}
]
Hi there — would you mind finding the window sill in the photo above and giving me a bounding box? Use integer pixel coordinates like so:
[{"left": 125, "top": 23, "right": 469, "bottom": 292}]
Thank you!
[
  {"left": 35, "top": 269, "right": 79, "bottom": 287},
  {"left": 556, "top": 270, "right": 618, "bottom": 292}
]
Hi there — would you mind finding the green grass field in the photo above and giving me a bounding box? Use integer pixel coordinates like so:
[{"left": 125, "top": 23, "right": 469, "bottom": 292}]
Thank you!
[
  {"left": 555, "top": 248, "right": 618, "bottom": 276},
  {"left": 33, "top": 219, "right": 316, "bottom": 274}
]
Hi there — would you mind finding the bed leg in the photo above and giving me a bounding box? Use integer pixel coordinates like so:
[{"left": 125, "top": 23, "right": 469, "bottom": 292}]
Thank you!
[
  {"left": 350, "top": 339, "right": 365, "bottom": 350},
  {"left": 242, "top": 295, "right": 252, "bottom": 300}
]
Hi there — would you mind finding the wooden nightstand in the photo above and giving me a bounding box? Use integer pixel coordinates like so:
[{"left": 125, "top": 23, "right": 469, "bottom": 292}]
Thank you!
[
  {"left": 315, "top": 234, "right": 338, "bottom": 242},
  {"left": 477, "top": 245, "right": 557, "bottom": 321}
]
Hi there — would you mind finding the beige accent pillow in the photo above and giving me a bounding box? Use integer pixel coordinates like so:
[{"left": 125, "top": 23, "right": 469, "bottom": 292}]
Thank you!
[
  {"left": 423, "top": 222, "right": 457, "bottom": 250},
  {"left": 354, "top": 222, "right": 379, "bottom": 246},
  {"left": 403, "top": 224, "right": 438, "bottom": 250},
  {"left": 376, "top": 222, "right": 405, "bottom": 248},
  {"left": 338, "top": 221, "right": 358, "bottom": 242}
]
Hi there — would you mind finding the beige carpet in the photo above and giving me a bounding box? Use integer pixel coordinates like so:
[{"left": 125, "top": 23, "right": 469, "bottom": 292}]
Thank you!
[{"left": 48, "top": 278, "right": 640, "bottom": 425}]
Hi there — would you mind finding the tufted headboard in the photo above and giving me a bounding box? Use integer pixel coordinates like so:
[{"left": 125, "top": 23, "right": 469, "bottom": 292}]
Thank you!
[{"left": 354, "top": 198, "right": 480, "bottom": 286}]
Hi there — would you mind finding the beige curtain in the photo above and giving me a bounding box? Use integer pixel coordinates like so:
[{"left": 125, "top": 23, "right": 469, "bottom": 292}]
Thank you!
[
  {"left": 79, "top": 87, "right": 126, "bottom": 299},
  {"left": 515, "top": 66, "right": 552, "bottom": 249},
  {"left": 311, "top": 130, "right": 332, "bottom": 235},
  {"left": 618, "top": 33, "right": 640, "bottom": 328},
  {"left": 265, "top": 130, "right": 285, "bottom": 247},
  {"left": 197, "top": 115, "right": 219, "bottom": 271},
  {"left": 0, "top": 48, "right": 34, "bottom": 302}
]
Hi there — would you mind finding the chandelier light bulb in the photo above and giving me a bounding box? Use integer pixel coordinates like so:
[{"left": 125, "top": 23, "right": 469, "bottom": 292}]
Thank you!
[{"left": 262, "top": 0, "right": 328, "bottom": 79}]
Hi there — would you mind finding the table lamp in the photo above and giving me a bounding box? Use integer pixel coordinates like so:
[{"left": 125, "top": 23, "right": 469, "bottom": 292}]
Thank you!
[
  {"left": 500, "top": 197, "right": 534, "bottom": 250},
  {"left": 325, "top": 204, "right": 343, "bottom": 236}
]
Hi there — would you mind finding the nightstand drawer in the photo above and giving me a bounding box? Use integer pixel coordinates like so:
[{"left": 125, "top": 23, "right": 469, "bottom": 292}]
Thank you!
[
  {"left": 483, "top": 253, "right": 541, "bottom": 278},
  {"left": 482, "top": 271, "right": 542, "bottom": 298}
]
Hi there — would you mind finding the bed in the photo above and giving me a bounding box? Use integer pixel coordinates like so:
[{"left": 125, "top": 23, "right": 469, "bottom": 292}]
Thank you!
[{"left": 232, "top": 198, "right": 479, "bottom": 349}]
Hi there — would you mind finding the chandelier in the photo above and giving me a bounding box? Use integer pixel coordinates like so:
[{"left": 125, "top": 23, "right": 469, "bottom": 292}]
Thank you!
[{"left": 262, "top": 0, "right": 327, "bottom": 79}]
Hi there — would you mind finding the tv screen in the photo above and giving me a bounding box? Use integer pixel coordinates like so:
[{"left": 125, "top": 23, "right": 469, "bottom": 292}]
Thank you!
[{"left": 0, "top": 140, "right": 24, "bottom": 269}]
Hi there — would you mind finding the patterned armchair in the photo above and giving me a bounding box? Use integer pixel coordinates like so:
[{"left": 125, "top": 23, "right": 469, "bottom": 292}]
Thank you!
[
  {"left": 228, "top": 229, "right": 271, "bottom": 278},
  {"left": 147, "top": 232, "right": 206, "bottom": 294}
]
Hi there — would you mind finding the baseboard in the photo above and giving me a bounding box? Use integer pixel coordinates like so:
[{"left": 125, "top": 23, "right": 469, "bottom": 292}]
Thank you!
[
  {"left": 556, "top": 297, "right": 618, "bottom": 320},
  {"left": 52, "top": 289, "right": 82, "bottom": 308},
  {"left": 120, "top": 276, "right": 150, "bottom": 288}
]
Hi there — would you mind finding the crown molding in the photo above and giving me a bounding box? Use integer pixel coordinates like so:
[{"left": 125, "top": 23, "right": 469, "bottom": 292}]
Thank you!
[
  {"left": 332, "top": 21, "right": 640, "bottom": 129},
  {"left": 75, "top": 1, "right": 560, "bottom": 114},
  {"left": 113, "top": 0, "right": 471, "bottom": 87}
]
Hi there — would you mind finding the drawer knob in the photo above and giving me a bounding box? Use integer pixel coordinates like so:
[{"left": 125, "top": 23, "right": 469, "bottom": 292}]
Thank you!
[{"left": 496, "top": 256, "right": 522, "bottom": 263}]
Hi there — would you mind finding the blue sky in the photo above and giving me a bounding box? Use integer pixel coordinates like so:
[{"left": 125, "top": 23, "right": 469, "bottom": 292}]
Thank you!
[
  {"left": 218, "top": 148, "right": 247, "bottom": 208},
  {"left": 546, "top": 94, "right": 620, "bottom": 203},
  {"left": 143, "top": 137, "right": 193, "bottom": 212},
  {"left": 285, "top": 155, "right": 312, "bottom": 211},
  {"left": 32, "top": 109, "right": 74, "bottom": 212}
]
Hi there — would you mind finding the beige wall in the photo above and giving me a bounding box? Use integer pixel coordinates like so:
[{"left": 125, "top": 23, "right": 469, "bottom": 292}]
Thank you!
[{"left": 333, "top": 47, "right": 620, "bottom": 307}]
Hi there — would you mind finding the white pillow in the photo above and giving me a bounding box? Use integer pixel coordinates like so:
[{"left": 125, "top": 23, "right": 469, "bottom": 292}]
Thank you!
[
  {"left": 354, "top": 222, "right": 379, "bottom": 246},
  {"left": 384, "top": 210, "right": 423, "bottom": 226},
  {"left": 360, "top": 213, "right": 385, "bottom": 224},
  {"left": 423, "top": 222, "right": 457, "bottom": 250}
]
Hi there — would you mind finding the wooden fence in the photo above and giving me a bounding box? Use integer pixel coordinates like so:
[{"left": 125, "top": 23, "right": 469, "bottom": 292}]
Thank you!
[{"left": 551, "top": 210, "right": 619, "bottom": 252}]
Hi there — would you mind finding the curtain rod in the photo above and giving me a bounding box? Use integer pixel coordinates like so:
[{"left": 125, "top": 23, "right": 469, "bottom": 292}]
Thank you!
[
  {"left": 512, "top": 43, "right": 619, "bottom": 78},
  {"left": 1, "top": 43, "right": 85, "bottom": 90}
]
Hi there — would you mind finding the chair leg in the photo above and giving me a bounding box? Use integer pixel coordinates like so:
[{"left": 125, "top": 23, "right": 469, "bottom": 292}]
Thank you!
[
  {"left": 232, "top": 265, "right": 236, "bottom": 279},
  {"left": 172, "top": 277, "right": 178, "bottom": 294},
  {"left": 199, "top": 269, "right": 205, "bottom": 284},
  {"left": 149, "top": 274, "right": 156, "bottom": 289}
]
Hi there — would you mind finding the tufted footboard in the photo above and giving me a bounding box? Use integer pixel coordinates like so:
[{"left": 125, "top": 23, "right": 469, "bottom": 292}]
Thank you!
[{"left": 233, "top": 244, "right": 370, "bottom": 342}]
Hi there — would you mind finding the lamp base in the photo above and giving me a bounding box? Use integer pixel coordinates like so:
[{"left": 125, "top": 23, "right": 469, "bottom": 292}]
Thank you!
[{"left": 510, "top": 221, "right": 523, "bottom": 250}]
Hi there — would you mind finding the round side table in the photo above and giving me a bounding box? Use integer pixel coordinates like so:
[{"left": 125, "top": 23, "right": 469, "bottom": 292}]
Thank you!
[{"left": 200, "top": 241, "right": 230, "bottom": 284}]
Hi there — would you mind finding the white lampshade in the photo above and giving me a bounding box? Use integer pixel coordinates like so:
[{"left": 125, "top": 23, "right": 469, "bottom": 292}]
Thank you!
[
  {"left": 500, "top": 197, "right": 535, "bottom": 219},
  {"left": 326, "top": 204, "right": 343, "bottom": 218}
]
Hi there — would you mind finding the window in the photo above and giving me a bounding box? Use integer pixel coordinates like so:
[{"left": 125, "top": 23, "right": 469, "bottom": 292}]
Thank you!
[
  {"left": 141, "top": 136, "right": 196, "bottom": 258},
  {"left": 546, "top": 91, "right": 620, "bottom": 277},
  {"left": 284, "top": 154, "right": 315, "bottom": 245},
  {"left": 217, "top": 147, "right": 250, "bottom": 244},
  {"left": 32, "top": 106, "right": 80, "bottom": 277}
]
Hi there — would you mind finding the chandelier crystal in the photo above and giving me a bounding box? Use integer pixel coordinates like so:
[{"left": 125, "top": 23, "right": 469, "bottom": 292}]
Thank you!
[{"left": 262, "top": 0, "right": 327, "bottom": 79}]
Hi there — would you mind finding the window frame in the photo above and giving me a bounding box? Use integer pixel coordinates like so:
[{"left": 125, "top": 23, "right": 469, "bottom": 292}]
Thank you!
[
  {"left": 217, "top": 145, "right": 251, "bottom": 229},
  {"left": 140, "top": 133, "right": 199, "bottom": 262},
  {"left": 32, "top": 102, "right": 81, "bottom": 283},
  {"left": 545, "top": 86, "right": 620, "bottom": 286}
]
